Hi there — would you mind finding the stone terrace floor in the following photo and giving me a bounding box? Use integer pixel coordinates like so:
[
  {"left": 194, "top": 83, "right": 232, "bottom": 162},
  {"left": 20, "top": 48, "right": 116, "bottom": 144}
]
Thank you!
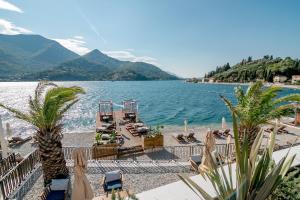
[{"left": 23, "top": 160, "right": 195, "bottom": 199}]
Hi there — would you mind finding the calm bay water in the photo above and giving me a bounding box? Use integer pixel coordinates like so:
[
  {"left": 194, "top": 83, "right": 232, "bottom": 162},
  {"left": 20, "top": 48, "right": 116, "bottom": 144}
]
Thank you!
[{"left": 0, "top": 81, "right": 298, "bottom": 136}]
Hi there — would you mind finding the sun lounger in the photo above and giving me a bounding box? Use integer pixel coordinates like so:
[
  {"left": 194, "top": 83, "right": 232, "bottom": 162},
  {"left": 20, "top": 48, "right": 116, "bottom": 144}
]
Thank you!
[
  {"left": 173, "top": 133, "right": 185, "bottom": 143},
  {"left": 185, "top": 132, "right": 196, "bottom": 142},
  {"left": 277, "top": 126, "right": 289, "bottom": 134},
  {"left": 137, "top": 126, "right": 149, "bottom": 133},
  {"left": 8, "top": 135, "right": 32, "bottom": 147},
  {"left": 129, "top": 129, "right": 139, "bottom": 136},
  {"left": 212, "top": 130, "right": 224, "bottom": 139},
  {"left": 102, "top": 170, "right": 123, "bottom": 192},
  {"left": 265, "top": 126, "right": 288, "bottom": 134},
  {"left": 221, "top": 129, "right": 232, "bottom": 137}
]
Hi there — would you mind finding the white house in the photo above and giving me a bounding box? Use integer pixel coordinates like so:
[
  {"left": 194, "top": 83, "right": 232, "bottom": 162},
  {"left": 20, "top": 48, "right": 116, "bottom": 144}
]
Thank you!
[
  {"left": 273, "top": 75, "right": 287, "bottom": 83},
  {"left": 208, "top": 78, "right": 214, "bottom": 83},
  {"left": 292, "top": 75, "right": 300, "bottom": 84}
]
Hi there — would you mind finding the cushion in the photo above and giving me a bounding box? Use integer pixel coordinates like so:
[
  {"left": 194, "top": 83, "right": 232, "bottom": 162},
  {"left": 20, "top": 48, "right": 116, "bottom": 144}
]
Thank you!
[
  {"left": 46, "top": 190, "right": 65, "bottom": 200},
  {"left": 50, "top": 179, "right": 69, "bottom": 191},
  {"left": 105, "top": 170, "right": 121, "bottom": 183},
  {"left": 102, "top": 134, "right": 110, "bottom": 140},
  {"left": 191, "top": 155, "right": 202, "bottom": 164},
  {"left": 104, "top": 180, "right": 122, "bottom": 191}
]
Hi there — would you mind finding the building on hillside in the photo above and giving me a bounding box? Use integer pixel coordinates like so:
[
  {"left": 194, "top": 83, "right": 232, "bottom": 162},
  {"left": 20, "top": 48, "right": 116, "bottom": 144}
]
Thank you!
[
  {"left": 292, "top": 75, "right": 300, "bottom": 84},
  {"left": 273, "top": 75, "right": 287, "bottom": 83},
  {"left": 208, "top": 78, "right": 214, "bottom": 83}
]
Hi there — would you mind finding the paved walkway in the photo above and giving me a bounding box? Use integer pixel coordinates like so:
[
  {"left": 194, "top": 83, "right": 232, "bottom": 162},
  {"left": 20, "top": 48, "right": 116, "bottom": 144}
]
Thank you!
[{"left": 66, "top": 160, "right": 191, "bottom": 174}]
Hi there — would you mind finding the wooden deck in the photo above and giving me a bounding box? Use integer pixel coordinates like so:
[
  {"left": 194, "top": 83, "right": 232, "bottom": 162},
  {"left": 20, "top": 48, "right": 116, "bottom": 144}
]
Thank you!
[{"left": 96, "top": 110, "right": 143, "bottom": 148}]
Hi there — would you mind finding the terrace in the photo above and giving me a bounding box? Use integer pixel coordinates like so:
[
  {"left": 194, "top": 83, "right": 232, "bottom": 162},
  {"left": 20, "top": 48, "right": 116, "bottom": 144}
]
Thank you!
[{"left": 0, "top": 143, "right": 235, "bottom": 199}]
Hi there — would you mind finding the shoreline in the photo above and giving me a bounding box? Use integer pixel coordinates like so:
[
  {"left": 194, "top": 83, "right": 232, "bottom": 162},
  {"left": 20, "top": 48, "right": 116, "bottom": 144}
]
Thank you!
[
  {"left": 12, "top": 123, "right": 300, "bottom": 157},
  {"left": 194, "top": 82, "right": 300, "bottom": 90}
]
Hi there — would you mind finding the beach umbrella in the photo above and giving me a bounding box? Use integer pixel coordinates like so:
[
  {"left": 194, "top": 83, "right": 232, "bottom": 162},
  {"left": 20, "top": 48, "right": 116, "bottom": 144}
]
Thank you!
[
  {"left": 184, "top": 120, "right": 188, "bottom": 133},
  {"left": 199, "top": 130, "right": 216, "bottom": 172},
  {"left": 221, "top": 117, "right": 227, "bottom": 129},
  {"left": 6, "top": 123, "right": 12, "bottom": 139},
  {"left": 136, "top": 104, "right": 139, "bottom": 122},
  {"left": 72, "top": 148, "right": 94, "bottom": 200},
  {"left": 0, "top": 116, "right": 9, "bottom": 158}
]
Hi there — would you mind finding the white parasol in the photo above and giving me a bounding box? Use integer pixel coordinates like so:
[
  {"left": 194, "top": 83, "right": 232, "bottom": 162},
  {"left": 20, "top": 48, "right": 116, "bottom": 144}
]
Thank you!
[
  {"left": 0, "top": 116, "right": 9, "bottom": 158},
  {"left": 222, "top": 117, "right": 227, "bottom": 129}
]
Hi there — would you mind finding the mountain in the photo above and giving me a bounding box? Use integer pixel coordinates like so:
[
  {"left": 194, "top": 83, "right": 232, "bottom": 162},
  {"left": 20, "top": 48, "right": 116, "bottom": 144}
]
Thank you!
[
  {"left": 206, "top": 56, "right": 300, "bottom": 82},
  {"left": 23, "top": 57, "right": 111, "bottom": 81},
  {"left": 82, "top": 49, "right": 121, "bottom": 69},
  {"left": 24, "top": 52, "right": 178, "bottom": 81},
  {"left": 0, "top": 34, "right": 178, "bottom": 81},
  {"left": 0, "top": 34, "right": 79, "bottom": 76}
]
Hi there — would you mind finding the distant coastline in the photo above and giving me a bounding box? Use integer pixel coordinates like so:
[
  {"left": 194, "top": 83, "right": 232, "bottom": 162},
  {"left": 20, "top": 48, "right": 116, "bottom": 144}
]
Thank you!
[{"left": 187, "top": 81, "right": 300, "bottom": 90}]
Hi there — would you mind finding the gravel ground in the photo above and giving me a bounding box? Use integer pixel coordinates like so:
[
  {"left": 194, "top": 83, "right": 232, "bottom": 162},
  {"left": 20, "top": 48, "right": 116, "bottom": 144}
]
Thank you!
[{"left": 23, "top": 169, "right": 195, "bottom": 199}]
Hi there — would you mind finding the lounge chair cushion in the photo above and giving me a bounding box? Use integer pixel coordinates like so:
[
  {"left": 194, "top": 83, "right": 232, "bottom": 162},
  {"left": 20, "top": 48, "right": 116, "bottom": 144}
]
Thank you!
[
  {"left": 45, "top": 190, "right": 65, "bottom": 200},
  {"left": 102, "top": 134, "right": 110, "bottom": 140},
  {"left": 105, "top": 170, "right": 121, "bottom": 183},
  {"left": 50, "top": 179, "right": 69, "bottom": 191},
  {"left": 191, "top": 155, "right": 202, "bottom": 165},
  {"left": 104, "top": 180, "right": 122, "bottom": 191}
]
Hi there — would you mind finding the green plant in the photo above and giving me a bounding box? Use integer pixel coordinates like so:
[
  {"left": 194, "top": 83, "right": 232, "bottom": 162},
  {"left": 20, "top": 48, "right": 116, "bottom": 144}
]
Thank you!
[
  {"left": 179, "top": 113, "right": 295, "bottom": 200},
  {"left": 269, "top": 166, "right": 300, "bottom": 200},
  {"left": 110, "top": 130, "right": 117, "bottom": 143},
  {"left": 221, "top": 81, "right": 300, "bottom": 150},
  {"left": 95, "top": 132, "right": 102, "bottom": 144},
  {"left": 0, "top": 81, "right": 85, "bottom": 184},
  {"left": 149, "top": 125, "right": 164, "bottom": 137}
]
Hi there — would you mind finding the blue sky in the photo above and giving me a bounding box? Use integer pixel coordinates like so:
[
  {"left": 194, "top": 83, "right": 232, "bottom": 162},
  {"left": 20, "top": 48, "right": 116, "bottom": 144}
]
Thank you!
[{"left": 0, "top": 0, "right": 300, "bottom": 77}]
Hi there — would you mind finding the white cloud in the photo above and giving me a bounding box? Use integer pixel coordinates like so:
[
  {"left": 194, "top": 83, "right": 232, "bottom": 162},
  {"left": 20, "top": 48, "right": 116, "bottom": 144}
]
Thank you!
[
  {"left": 53, "top": 36, "right": 90, "bottom": 55},
  {"left": 0, "top": 0, "right": 22, "bottom": 13},
  {"left": 74, "top": 35, "right": 84, "bottom": 40},
  {"left": 0, "top": 19, "right": 32, "bottom": 34},
  {"left": 103, "top": 50, "right": 161, "bottom": 66}
]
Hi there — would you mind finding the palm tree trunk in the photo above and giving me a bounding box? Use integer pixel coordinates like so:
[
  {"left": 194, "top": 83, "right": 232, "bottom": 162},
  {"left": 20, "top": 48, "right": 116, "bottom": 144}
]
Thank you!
[
  {"left": 36, "top": 131, "right": 69, "bottom": 185},
  {"left": 238, "top": 125, "right": 260, "bottom": 153}
]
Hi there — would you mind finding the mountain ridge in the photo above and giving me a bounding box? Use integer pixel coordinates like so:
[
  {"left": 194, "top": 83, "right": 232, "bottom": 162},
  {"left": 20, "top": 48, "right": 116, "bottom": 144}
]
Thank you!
[{"left": 0, "top": 34, "right": 179, "bottom": 81}]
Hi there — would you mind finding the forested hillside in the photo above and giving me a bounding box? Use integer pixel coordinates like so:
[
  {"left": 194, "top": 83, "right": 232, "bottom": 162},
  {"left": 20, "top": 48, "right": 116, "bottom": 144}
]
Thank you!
[{"left": 206, "top": 56, "right": 300, "bottom": 82}]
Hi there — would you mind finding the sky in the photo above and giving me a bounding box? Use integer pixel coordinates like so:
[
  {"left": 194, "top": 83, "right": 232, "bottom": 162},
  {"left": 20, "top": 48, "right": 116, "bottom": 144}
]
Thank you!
[{"left": 0, "top": 0, "right": 300, "bottom": 78}]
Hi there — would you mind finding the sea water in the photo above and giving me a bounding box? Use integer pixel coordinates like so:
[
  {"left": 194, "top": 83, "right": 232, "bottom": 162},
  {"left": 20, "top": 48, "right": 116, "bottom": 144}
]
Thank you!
[{"left": 0, "top": 81, "right": 298, "bottom": 136}]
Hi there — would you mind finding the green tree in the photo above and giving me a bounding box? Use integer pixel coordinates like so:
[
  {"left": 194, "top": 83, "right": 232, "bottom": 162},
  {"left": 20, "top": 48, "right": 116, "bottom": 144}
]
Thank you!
[
  {"left": 220, "top": 81, "right": 300, "bottom": 150},
  {"left": 247, "top": 56, "right": 252, "bottom": 62},
  {"left": 270, "top": 166, "right": 300, "bottom": 200},
  {"left": 0, "top": 81, "right": 85, "bottom": 184}
]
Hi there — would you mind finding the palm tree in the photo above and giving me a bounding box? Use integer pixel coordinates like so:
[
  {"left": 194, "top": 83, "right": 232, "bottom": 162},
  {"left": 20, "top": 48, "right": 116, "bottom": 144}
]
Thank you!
[
  {"left": 221, "top": 81, "right": 300, "bottom": 150},
  {"left": 0, "top": 81, "right": 85, "bottom": 184}
]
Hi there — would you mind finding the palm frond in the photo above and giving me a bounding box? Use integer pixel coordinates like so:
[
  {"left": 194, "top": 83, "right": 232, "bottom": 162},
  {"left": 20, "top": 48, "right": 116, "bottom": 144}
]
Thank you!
[
  {"left": 0, "top": 103, "right": 33, "bottom": 123},
  {"left": 273, "top": 93, "right": 300, "bottom": 105}
]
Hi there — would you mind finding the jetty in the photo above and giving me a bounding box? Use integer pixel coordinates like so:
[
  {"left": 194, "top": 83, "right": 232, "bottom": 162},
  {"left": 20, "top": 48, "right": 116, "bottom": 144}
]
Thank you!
[{"left": 94, "top": 99, "right": 159, "bottom": 159}]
